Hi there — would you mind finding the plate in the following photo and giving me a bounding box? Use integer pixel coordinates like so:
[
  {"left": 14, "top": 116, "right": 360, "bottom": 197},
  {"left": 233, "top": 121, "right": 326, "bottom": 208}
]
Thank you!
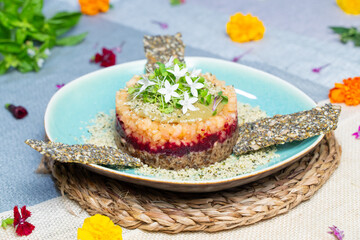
[{"left": 44, "top": 57, "right": 323, "bottom": 192}]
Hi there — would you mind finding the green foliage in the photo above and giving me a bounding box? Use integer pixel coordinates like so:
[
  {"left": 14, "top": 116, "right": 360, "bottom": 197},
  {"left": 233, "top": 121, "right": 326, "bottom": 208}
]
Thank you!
[
  {"left": 0, "top": 0, "right": 86, "bottom": 74},
  {"left": 1, "top": 217, "right": 14, "bottom": 229},
  {"left": 330, "top": 26, "right": 360, "bottom": 47}
]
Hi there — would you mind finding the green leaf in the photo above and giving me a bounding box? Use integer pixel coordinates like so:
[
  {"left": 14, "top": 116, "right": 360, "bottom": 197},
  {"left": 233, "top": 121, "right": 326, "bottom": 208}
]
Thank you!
[
  {"left": 128, "top": 87, "right": 136, "bottom": 94},
  {"left": 205, "top": 94, "right": 212, "bottom": 105},
  {"left": 28, "top": 32, "right": 50, "bottom": 42},
  {"left": 18, "top": 59, "right": 34, "bottom": 72},
  {"left": 212, "top": 109, "right": 217, "bottom": 116},
  {"left": 329, "top": 26, "right": 349, "bottom": 34},
  {"left": 0, "top": 24, "right": 11, "bottom": 39},
  {"left": 15, "top": 28, "right": 27, "bottom": 44},
  {"left": 1, "top": 217, "right": 14, "bottom": 228},
  {"left": 0, "top": 0, "right": 22, "bottom": 16},
  {"left": 0, "top": 41, "right": 22, "bottom": 53},
  {"left": 221, "top": 95, "right": 228, "bottom": 104},
  {"left": 47, "top": 12, "right": 82, "bottom": 36},
  {"left": 55, "top": 32, "right": 87, "bottom": 46},
  {"left": 20, "top": 0, "right": 44, "bottom": 21},
  {"left": 0, "top": 60, "right": 9, "bottom": 75},
  {"left": 32, "top": 14, "right": 45, "bottom": 29}
]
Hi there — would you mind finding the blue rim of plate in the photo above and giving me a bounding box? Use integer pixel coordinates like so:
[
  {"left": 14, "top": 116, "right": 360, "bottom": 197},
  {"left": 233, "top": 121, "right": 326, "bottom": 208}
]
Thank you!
[{"left": 44, "top": 57, "right": 323, "bottom": 185}]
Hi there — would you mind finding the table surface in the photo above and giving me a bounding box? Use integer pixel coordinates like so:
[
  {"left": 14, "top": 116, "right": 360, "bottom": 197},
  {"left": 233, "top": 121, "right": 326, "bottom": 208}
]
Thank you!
[{"left": 1, "top": 0, "right": 359, "bottom": 239}]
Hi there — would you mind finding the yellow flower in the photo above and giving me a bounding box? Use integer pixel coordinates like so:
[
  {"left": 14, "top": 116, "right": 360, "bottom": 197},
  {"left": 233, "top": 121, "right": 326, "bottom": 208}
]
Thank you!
[
  {"left": 336, "top": 0, "right": 360, "bottom": 14},
  {"left": 78, "top": 0, "right": 110, "bottom": 16},
  {"left": 77, "top": 214, "right": 122, "bottom": 240},
  {"left": 226, "top": 13, "right": 265, "bottom": 43}
]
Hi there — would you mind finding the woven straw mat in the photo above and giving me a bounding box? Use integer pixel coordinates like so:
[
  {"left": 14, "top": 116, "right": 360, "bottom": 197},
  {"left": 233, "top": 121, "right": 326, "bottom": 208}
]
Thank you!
[{"left": 39, "top": 132, "right": 341, "bottom": 234}]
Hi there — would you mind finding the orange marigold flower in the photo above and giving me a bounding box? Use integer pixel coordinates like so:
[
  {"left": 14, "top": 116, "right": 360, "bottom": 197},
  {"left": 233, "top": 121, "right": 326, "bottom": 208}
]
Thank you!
[
  {"left": 78, "top": 0, "right": 109, "bottom": 16},
  {"left": 336, "top": 0, "right": 360, "bottom": 15},
  {"left": 329, "top": 77, "right": 360, "bottom": 106},
  {"left": 226, "top": 13, "right": 265, "bottom": 43}
]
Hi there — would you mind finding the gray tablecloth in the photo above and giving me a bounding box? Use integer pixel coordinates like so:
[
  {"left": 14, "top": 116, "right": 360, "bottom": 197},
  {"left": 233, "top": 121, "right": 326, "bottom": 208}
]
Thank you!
[{"left": 1, "top": 0, "right": 359, "bottom": 239}]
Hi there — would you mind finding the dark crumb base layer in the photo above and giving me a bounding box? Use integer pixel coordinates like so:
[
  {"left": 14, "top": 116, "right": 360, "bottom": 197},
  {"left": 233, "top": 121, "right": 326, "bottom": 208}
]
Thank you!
[
  {"left": 115, "top": 126, "right": 239, "bottom": 170},
  {"left": 114, "top": 116, "right": 239, "bottom": 170}
]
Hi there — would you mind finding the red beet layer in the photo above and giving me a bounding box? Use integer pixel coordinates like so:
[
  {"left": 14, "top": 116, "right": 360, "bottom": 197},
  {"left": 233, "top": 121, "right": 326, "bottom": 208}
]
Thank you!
[{"left": 116, "top": 115, "right": 238, "bottom": 157}]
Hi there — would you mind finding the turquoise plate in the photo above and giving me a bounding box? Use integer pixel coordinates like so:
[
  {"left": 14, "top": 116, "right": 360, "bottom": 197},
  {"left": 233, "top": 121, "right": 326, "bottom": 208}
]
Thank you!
[{"left": 44, "top": 57, "right": 322, "bottom": 192}]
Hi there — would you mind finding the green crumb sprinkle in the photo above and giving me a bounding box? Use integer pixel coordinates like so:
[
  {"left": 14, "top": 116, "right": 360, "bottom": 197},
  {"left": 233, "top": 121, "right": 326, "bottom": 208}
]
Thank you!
[{"left": 82, "top": 103, "right": 278, "bottom": 181}]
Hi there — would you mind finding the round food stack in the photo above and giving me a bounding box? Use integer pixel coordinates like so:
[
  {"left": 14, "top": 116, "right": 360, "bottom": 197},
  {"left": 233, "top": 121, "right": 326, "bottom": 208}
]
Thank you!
[{"left": 115, "top": 59, "right": 238, "bottom": 170}]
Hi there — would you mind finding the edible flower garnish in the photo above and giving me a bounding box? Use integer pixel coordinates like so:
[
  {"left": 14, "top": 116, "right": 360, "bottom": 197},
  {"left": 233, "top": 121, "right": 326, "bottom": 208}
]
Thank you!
[
  {"left": 185, "top": 76, "right": 204, "bottom": 97},
  {"left": 91, "top": 48, "right": 116, "bottom": 67},
  {"left": 56, "top": 83, "right": 65, "bottom": 89},
  {"left": 179, "top": 92, "right": 198, "bottom": 114},
  {"left": 158, "top": 80, "right": 180, "bottom": 103},
  {"left": 329, "top": 76, "right": 360, "bottom": 105},
  {"left": 77, "top": 214, "right": 122, "bottom": 240},
  {"left": 352, "top": 125, "right": 360, "bottom": 139},
  {"left": 13, "top": 206, "right": 35, "bottom": 236},
  {"left": 328, "top": 225, "right": 344, "bottom": 240},
  {"left": 226, "top": 13, "right": 265, "bottom": 43},
  {"left": 167, "top": 64, "right": 187, "bottom": 80},
  {"left": 128, "top": 58, "right": 227, "bottom": 115},
  {"left": 79, "top": 0, "right": 110, "bottom": 16},
  {"left": 151, "top": 20, "right": 169, "bottom": 29},
  {"left": 312, "top": 63, "right": 330, "bottom": 73},
  {"left": 5, "top": 104, "right": 28, "bottom": 119},
  {"left": 232, "top": 48, "right": 253, "bottom": 62},
  {"left": 138, "top": 76, "right": 156, "bottom": 94},
  {"left": 336, "top": 0, "right": 360, "bottom": 14}
]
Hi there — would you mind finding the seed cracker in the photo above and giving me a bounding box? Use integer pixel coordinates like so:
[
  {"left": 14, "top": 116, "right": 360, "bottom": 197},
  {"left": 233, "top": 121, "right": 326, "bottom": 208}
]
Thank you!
[
  {"left": 143, "top": 32, "right": 185, "bottom": 72},
  {"left": 233, "top": 104, "right": 341, "bottom": 155},
  {"left": 25, "top": 139, "right": 142, "bottom": 168}
]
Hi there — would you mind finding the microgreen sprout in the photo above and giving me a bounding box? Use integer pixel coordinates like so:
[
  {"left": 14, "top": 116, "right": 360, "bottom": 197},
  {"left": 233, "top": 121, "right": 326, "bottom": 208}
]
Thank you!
[{"left": 127, "top": 58, "right": 228, "bottom": 115}]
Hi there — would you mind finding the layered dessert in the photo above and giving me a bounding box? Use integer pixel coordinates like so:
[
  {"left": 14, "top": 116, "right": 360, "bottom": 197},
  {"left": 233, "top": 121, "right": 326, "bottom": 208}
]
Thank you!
[{"left": 115, "top": 58, "right": 238, "bottom": 170}]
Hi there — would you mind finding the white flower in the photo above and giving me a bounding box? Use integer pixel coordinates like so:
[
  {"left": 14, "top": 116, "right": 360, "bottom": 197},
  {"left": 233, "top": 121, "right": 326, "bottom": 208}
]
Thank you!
[
  {"left": 165, "top": 56, "right": 174, "bottom": 68},
  {"left": 190, "top": 68, "right": 201, "bottom": 78},
  {"left": 158, "top": 80, "right": 180, "bottom": 103},
  {"left": 37, "top": 58, "right": 44, "bottom": 68},
  {"left": 179, "top": 92, "right": 198, "bottom": 114},
  {"left": 44, "top": 48, "right": 51, "bottom": 56},
  {"left": 167, "top": 64, "right": 187, "bottom": 80},
  {"left": 27, "top": 49, "right": 36, "bottom": 57},
  {"left": 185, "top": 76, "right": 204, "bottom": 97},
  {"left": 138, "top": 76, "right": 156, "bottom": 93}
]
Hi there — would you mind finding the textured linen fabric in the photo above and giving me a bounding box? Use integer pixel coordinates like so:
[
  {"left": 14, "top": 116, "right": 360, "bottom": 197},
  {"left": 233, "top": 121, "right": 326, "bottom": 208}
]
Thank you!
[
  {"left": 1, "top": 0, "right": 360, "bottom": 239},
  {"left": 0, "top": 101, "right": 358, "bottom": 239}
]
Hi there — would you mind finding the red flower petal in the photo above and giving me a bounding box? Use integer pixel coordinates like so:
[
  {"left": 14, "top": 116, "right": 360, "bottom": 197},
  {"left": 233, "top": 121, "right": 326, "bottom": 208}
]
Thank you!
[
  {"left": 94, "top": 53, "right": 103, "bottom": 63},
  {"left": 102, "top": 47, "right": 113, "bottom": 55},
  {"left": 15, "top": 222, "right": 35, "bottom": 236},
  {"left": 13, "top": 206, "right": 20, "bottom": 226},
  {"left": 21, "top": 206, "right": 31, "bottom": 220}
]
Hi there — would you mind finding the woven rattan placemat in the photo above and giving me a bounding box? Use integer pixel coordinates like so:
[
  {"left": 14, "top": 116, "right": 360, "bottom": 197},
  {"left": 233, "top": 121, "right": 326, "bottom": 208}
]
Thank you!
[{"left": 41, "top": 132, "right": 341, "bottom": 233}]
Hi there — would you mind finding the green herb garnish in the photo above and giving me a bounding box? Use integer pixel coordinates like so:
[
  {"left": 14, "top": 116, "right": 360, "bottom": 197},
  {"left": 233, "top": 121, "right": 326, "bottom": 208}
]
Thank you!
[
  {"left": 128, "top": 58, "right": 228, "bottom": 115},
  {"left": 330, "top": 26, "right": 360, "bottom": 46},
  {"left": 0, "top": 0, "right": 87, "bottom": 75}
]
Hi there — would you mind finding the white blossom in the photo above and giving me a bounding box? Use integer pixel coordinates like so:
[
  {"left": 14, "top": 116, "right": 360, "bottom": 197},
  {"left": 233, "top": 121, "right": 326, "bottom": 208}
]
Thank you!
[
  {"left": 37, "top": 58, "right": 44, "bottom": 68},
  {"left": 185, "top": 76, "right": 204, "bottom": 97},
  {"left": 167, "top": 64, "right": 187, "bottom": 80},
  {"left": 138, "top": 76, "right": 156, "bottom": 93},
  {"left": 190, "top": 68, "right": 201, "bottom": 78},
  {"left": 165, "top": 56, "right": 174, "bottom": 68},
  {"left": 179, "top": 92, "right": 198, "bottom": 114},
  {"left": 27, "top": 49, "right": 36, "bottom": 57},
  {"left": 158, "top": 80, "right": 180, "bottom": 103},
  {"left": 44, "top": 48, "right": 51, "bottom": 56}
]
